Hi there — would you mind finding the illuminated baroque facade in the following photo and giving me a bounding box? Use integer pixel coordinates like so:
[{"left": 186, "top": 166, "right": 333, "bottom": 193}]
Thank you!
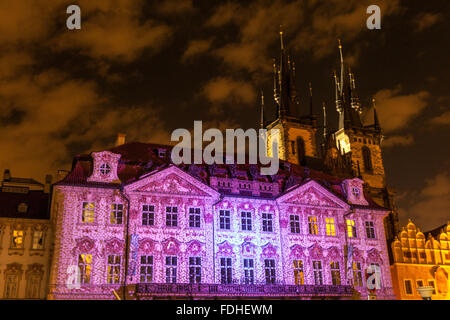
[
  {"left": 47, "top": 34, "right": 395, "bottom": 300},
  {"left": 390, "top": 220, "right": 450, "bottom": 300},
  {"left": 47, "top": 143, "right": 394, "bottom": 299}
]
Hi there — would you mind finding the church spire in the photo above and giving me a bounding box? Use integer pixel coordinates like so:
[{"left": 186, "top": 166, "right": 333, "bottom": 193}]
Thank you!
[
  {"left": 372, "top": 97, "right": 381, "bottom": 131},
  {"left": 273, "top": 27, "right": 298, "bottom": 119},
  {"left": 260, "top": 91, "right": 265, "bottom": 129},
  {"left": 309, "top": 82, "right": 313, "bottom": 116}
]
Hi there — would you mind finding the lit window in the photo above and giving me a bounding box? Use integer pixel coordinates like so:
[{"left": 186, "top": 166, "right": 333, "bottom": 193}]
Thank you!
[
  {"left": 352, "top": 262, "right": 363, "bottom": 287},
  {"left": 219, "top": 210, "right": 231, "bottom": 230},
  {"left": 189, "top": 207, "right": 201, "bottom": 228},
  {"left": 100, "top": 163, "right": 111, "bottom": 175},
  {"left": 166, "top": 206, "right": 178, "bottom": 227},
  {"left": 241, "top": 211, "right": 252, "bottom": 231},
  {"left": 243, "top": 259, "right": 254, "bottom": 284},
  {"left": 365, "top": 221, "right": 375, "bottom": 239},
  {"left": 325, "top": 217, "right": 336, "bottom": 236},
  {"left": 165, "top": 256, "right": 177, "bottom": 283},
  {"left": 142, "top": 205, "right": 154, "bottom": 226},
  {"left": 290, "top": 215, "right": 300, "bottom": 233},
  {"left": 11, "top": 230, "right": 23, "bottom": 249},
  {"left": 330, "top": 261, "right": 341, "bottom": 285},
  {"left": 140, "top": 256, "right": 153, "bottom": 283},
  {"left": 293, "top": 260, "right": 304, "bottom": 285},
  {"left": 404, "top": 279, "right": 413, "bottom": 295},
  {"left": 264, "top": 259, "right": 276, "bottom": 284},
  {"left": 220, "top": 257, "right": 232, "bottom": 284},
  {"left": 110, "top": 204, "right": 123, "bottom": 225},
  {"left": 107, "top": 255, "right": 121, "bottom": 284},
  {"left": 78, "top": 254, "right": 92, "bottom": 284},
  {"left": 81, "top": 202, "right": 95, "bottom": 223},
  {"left": 308, "top": 216, "right": 318, "bottom": 235},
  {"left": 347, "top": 219, "right": 357, "bottom": 238},
  {"left": 312, "top": 261, "right": 323, "bottom": 285},
  {"left": 189, "top": 257, "right": 201, "bottom": 283},
  {"left": 262, "top": 213, "right": 273, "bottom": 232},
  {"left": 32, "top": 231, "right": 44, "bottom": 249}
]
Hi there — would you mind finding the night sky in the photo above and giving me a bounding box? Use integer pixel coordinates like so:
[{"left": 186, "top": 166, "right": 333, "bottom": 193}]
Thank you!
[{"left": 0, "top": 0, "right": 449, "bottom": 230}]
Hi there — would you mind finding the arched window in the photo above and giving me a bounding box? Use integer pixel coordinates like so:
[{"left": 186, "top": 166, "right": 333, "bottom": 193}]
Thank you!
[
  {"left": 362, "top": 147, "right": 372, "bottom": 171},
  {"left": 297, "top": 137, "right": 306, "bottom": 165}
]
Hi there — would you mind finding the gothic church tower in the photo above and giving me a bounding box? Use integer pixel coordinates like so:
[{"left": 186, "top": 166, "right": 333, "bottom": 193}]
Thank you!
[{"left": 263, "top": 30, "right": 319, "bottom": 166}]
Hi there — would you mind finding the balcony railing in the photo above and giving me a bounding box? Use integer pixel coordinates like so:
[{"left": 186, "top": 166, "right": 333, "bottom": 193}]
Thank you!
[{"left": 135, "top": 283, "right": 353, "bottom": 296}]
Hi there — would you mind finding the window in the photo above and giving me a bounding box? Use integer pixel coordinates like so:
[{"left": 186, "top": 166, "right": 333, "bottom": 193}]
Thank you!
[
  {"left": 81, "top": 202, "right": 95, "bottom": 223},
  {"left": 347, "top": 220, "right": 357, "bottom": 238},
  {"left": 78, "top": 254, "right": 92, "bottom": 284},
  {"left": 428, "top": 280, "right": 436, "bottom": 294},
  {"left": 416, "top": 279, "right": 424, "bottom": 289},
  {"left": 290, "top": 141, "right": 296, "bottom": 155},
  {"left": 189, "top": 207, "right": 201, "bottom": 228},
  {"left": 404, "top": 279, "right": 413, "bottom": 295},
  {"left": 165, "top": 256, "right": 177, "bottom": 283},
  {"left": 365, "top": 221, "right": 375, "bottom": 239},
  {"left": 362, "top": 147, "right": 372, "bottom": 171},
  {"left": 142, "top": 205, "right": 155, "bottom": 226},
  {"left": 166, "top": 206, "right": 178, "bottom": 227},
  {"left": 241, "top": 211, "right": 252, "bottom": 231},
  {"left": 189, "top": 257, "right": 202, "bottom": 283},
  {"left": 308, "top": 216, "right": 318, "bottom": 235},
  {"left": 100, "top": 163, "right": 111, "bottom": 175},
  {"left": 297, "top": 137, "right": 305, "bottom": 164},
  {"left": 17, "top": 203, "right": 28, "bottom": 213},
  {"left": 220, "top": 257, "right": 232, "bottom": 284},
  {"left": 26, "top": 274, "right": 41, "bottom": 299},
  {"left": 325, "top": 217, "right": 336, "bottom": 236},
  {"left": 330, "top": 261, "right": 341, "bottom": 285},
  {"left": 243, "top": 259, "right": 254, "bottom": 284},
  {"left": 264, "top": 259, "right": 276, "bottom": 284},
  {"left": 352, "top": 262, "right": 363, "bottom": 287},
  {"left": 107, "top": 255, "right": 121, "bottom": 284},
  {"left": 110, "top": 204, "right": 123, "bottom": 225},
  {"left": 219, "top": 210, "right": 231, "bottom": 230},
  {"left": 11, "top": 230, "right": 24, "bottom": 249},
  {"left": 140, "top": 256, "right": 153, "bottom": 283},
  {"left": 290, "top": 215, "right": 300, "bottom": 233},
  {"left": 32, "top": 231, "right": 44, "bottom": 249},
  {"left": 369, "top": 263, "right": 382, "bottom": 287},
  {"left": 312, "top": 261, "right": 323, "bottom": 285},
  {"left": 4, "top": 274, "right": 19, "bottom": 298},
  {"left": 262, "top": 213, "right": 273, "bottom": 232},
  {"left": 293, "top": 260, "right": 304, "bottom": 285}
]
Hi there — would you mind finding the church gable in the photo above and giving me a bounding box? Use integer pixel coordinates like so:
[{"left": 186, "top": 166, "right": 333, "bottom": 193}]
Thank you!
[
  {"left": 277, "top": 180, "right": 349, "bottom": 209},
  {"left": 124, "top": 165, "right": 219, "bottom": 198}
]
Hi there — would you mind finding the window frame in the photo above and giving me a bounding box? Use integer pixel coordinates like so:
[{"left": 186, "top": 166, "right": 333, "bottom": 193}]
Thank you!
[
  {"left": 308, "top": 216, "right": 319, "bottom": 235},
  {"left": 240, "top": 211, "right": 252, "bottom": 231},
  {"left": 325, "top": 217, "right": 336, "bottom": 236},
  {"left": 142, "top": 204, "right": 155, "bottom": 226},
  {"left": 219, "top": 210, "right": 231, "bottom": 230},
  {"left": 189, "top": 256, "right": 202, "bottom": 284},
  {"left": 81, "top": 202, "right": 95, "bottom": 224},
  {"left": 110, "top": 203, "right": 124, "bottom": 225},
  {"left": 188, "top": 207, "right": 201, "bottom": 228},
  {"left": 365, "top": 221, "right": 376, "bottom": 239},
  {"left": 261, "top": 212, "right": 273, "bottom": 232},
  {"left": 289, "top": 214, "right": 300, "bottom": 234},
  {"left": 140, "top": 255, "right": 153, "bottom": 283},
  {"left": 165, "top": 206, "right": 178, "bottom": 228}
]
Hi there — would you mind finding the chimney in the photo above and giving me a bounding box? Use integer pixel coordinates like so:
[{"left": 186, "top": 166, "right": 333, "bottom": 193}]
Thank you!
[
  {"left": 116, "top": 133, "right": 126, "bottom": 146},
  {"left": 3, "top": 169, "right": 11, "bottom": 181},
  {"left": 44, "top": 174, "right": 52, "bottom": 193}
]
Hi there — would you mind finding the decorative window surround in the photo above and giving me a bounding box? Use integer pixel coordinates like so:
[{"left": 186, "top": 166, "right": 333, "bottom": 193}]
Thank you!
[{"left": 87, "top": 151, "right": 121, "bottom": 183}]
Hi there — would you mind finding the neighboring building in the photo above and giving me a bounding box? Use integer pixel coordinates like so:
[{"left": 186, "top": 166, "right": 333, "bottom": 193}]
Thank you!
[
  {"left": 45, "top": 33, "right": 397, "bottom": 300},
  {"left": 0, "top": 169, "right": 52, "bottom": 299},
  {"left": 390, "top": 220, "right": 450, "bottom": 300}
]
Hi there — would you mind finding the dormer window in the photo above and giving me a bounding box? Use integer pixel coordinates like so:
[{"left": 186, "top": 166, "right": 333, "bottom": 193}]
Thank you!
[
  {"left": 17, "top": 203, "right": 28, "bottom": 213},
  {"left": 100, "top": 163, "right": 111, "bottom": 175},
  {"left": 352, "top": 187, "right": 360, "bottom": 199},
  {"left": 158, "top": 149, "right": 166, "bottom": 158}
]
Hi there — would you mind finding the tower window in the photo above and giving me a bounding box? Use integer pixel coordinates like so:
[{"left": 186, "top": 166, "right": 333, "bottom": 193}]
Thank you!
[
  {"left": 296, "top": 137, "right": 305, "bottom": 164},
  {"left": 362, "top": 147, "right": 373, "bottom": 171},
  {"left": 290, "top": 141, "right": 296, "bottom": 155}
]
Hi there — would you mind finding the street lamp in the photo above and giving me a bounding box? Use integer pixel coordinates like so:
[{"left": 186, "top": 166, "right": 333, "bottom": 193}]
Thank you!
[{"left": 416, "top": 286, "right": 434, "bottom": 300}]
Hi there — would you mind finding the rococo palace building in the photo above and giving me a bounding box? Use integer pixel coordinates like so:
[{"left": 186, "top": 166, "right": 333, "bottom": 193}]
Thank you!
[{"left": 47, "top": 36, "right": 397, "bottom": 300}]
